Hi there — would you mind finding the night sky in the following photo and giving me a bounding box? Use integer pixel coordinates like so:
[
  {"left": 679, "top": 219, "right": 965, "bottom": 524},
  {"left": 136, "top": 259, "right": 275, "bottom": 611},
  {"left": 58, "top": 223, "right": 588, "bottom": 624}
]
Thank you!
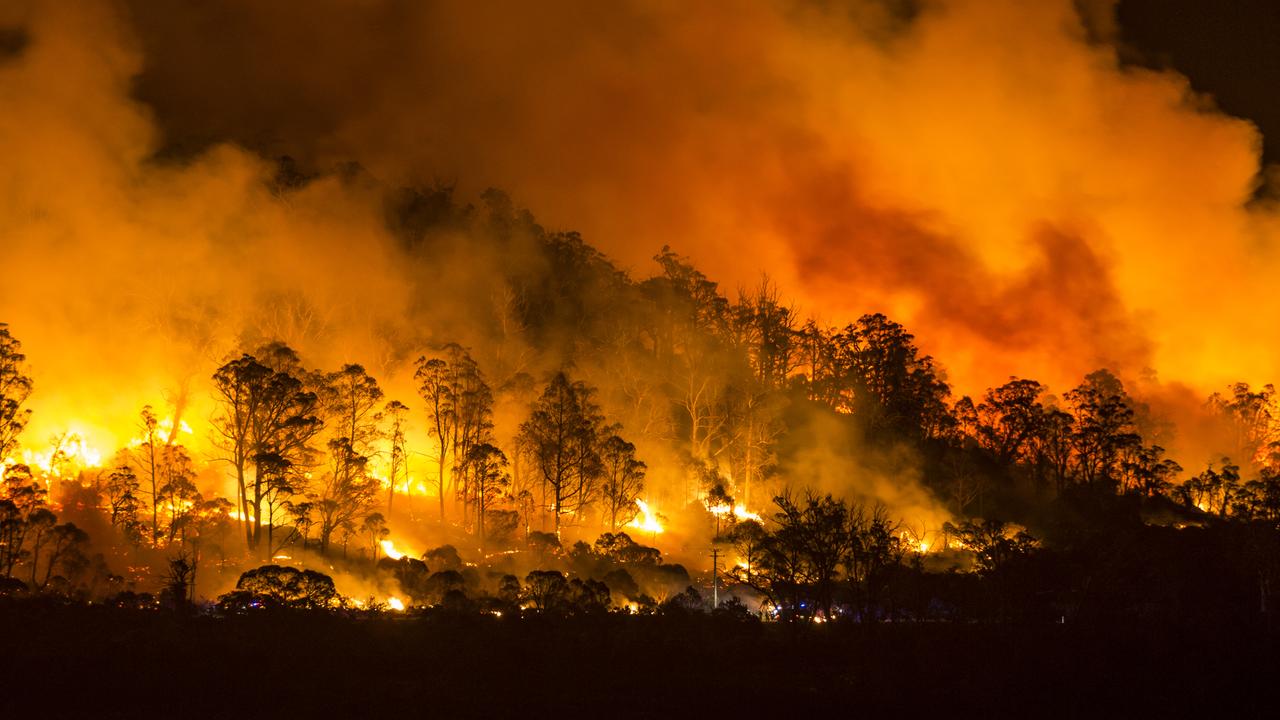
[{"left": 1120, "top": 0, "right": 1280, "bottom": 169}]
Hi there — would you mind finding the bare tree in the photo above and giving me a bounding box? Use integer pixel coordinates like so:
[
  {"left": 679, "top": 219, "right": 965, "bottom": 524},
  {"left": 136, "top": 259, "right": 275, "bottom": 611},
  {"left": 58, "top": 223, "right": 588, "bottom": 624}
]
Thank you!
[{"left": 384, "top": 400, "right": 409, "bottom": 513}]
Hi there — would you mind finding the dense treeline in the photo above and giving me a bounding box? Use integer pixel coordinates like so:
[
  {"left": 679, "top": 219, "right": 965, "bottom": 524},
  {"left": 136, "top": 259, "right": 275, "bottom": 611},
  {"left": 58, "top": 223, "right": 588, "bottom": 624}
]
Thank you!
[{"left": 1, "top": 184, "right": 1280, "bottom": 629}]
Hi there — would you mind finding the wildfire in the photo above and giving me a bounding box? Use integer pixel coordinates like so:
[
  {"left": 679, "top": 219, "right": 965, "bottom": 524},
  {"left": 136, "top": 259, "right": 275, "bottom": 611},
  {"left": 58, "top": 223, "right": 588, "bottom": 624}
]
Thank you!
[
  {"left": 128, "top": 417, "right": 194, "bottom": 447},
  {"left": 379, "top": 539, "right": 406, "bottom": 560},
  {"left": 386, "top": 597, "right": 405, "bottom": 611},
  {"left": 707, "top": 501, "right": 763, "bottom": 523},
  {"left": 18, "top": 431, "right": 103, "bottom": 479},
  {"left": 628, "top": 499, "right": 664, "bottom": 535},
  {"left": 901, "top": 529, "right": 940, "bottom": 555}
]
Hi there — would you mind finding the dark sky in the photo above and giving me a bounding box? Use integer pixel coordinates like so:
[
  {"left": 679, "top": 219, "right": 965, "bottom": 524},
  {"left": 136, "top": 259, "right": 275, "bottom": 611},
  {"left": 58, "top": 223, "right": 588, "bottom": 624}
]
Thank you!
[
  {"left": 1118, "top": 0, "right": 1280, "bottom": 167},
  {"left": 117, "top": 1, "right": 1280, "bottom": 175}
]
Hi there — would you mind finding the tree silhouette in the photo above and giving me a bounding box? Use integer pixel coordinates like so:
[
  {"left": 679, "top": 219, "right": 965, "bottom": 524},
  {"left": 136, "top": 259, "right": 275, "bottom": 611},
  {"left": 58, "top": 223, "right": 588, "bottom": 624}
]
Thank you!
[
  {"left": 517, "top": 372, "right": 605, "bottom": 534},
  {"left": 101, "top": 464, "right": 143, "bottom": 544},
  {"left": 0, "top": 324, "right": 32, "bottom": 460},
  {"left": 212, "top": 348, "right": 323, "bottom": 551},
  {"left": 600, "top": 434, "right": 645, "bottom": 531},
  {"left": 384, "top": 399, "right": 409, "bottom": 513},
  {"left": 461, "top": 442, "right": 509, "bottom": 547},
  {"left": 1067, "top": 369, "right": 1141, "bottom": 486},
  {"left": 313, "top": 437, "right": 378, "bottom": 554}
]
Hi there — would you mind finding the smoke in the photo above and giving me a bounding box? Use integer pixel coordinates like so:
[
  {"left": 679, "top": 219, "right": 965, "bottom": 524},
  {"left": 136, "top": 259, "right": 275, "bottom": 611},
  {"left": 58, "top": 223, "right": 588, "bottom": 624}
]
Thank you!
[
  {"left": 778, "top": 408, "right": 953, "bottom": 532},
  {"left": 3, "top": 0, "right": 1280, "bottom": 568},
  {"left": 112, "top": 0, "right": 1280, "bottom": 397}
]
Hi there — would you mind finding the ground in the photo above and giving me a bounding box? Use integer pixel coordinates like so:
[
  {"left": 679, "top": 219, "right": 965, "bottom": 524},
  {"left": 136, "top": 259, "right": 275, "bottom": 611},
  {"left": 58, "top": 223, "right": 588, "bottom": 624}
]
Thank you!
[{"left": 0, "top": 603, "right": 1275, "bottom": 718}]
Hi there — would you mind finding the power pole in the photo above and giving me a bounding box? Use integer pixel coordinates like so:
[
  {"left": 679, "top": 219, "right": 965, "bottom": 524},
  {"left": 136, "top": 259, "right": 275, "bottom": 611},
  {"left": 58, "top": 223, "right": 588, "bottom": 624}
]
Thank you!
[{"left": 711, "top": 547, "right": 720, "bottom": 608}]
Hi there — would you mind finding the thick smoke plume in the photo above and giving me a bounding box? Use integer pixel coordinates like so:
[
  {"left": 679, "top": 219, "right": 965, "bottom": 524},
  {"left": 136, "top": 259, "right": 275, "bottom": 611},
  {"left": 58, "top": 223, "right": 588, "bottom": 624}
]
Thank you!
[
  {"left": 119, "top": 0, "right": 1279, "bottom": 395},
  {"left": 1, "top": 0, "right": 1278, "bottom": 531}
]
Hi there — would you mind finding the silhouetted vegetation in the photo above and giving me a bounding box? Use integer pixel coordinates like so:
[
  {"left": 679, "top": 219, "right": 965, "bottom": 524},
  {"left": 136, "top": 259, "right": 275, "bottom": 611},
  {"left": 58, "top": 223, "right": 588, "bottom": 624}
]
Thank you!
[{"left": 3, "top": 191, "right": 1280, "bottom": 713}]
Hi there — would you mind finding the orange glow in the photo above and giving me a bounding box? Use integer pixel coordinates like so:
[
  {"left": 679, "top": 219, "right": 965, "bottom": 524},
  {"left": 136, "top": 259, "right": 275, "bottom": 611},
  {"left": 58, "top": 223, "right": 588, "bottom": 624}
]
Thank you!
[
  {"left": 628, "top": 499, "right": 664, "bottom": 535},
  {"left": 379, "top": 539, "right": 406, "bottom": 561}
]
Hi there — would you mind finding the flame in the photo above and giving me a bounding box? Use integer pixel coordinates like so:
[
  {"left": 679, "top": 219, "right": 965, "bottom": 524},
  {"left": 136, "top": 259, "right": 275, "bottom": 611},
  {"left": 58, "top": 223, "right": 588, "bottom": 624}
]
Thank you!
[
  {"left": 387, "top": 597, "right": 405, "bottom": 611},
  {"left": 16, "top": 431, "right": 103, "bottom": 478},
  {"left": 379, "top": 539, "right": 405, "bottom": 560},
  {"left": 128, "top": 416, "right": 194, "bottom": 447},
  {"left": 900, "top": 529, "right": 940, "bottom": 555},
  {"left": 707, "top": 501, "right": 763, "bottom": 523},
  {"left": 628, "top": 499, "right": 664, "bottom": 535}
]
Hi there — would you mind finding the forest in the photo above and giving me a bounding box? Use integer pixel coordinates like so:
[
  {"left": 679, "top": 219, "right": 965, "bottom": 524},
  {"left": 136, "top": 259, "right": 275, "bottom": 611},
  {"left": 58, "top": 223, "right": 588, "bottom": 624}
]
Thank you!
[
  {"left": 3, "top": 181, "right": 1280, "bottom": 625},
  {"left": 0, "top": 181, "right": 1278, "bottom": 714},
  {"left": 8, "top": 0, "right": 1280, "bottom": 715}
]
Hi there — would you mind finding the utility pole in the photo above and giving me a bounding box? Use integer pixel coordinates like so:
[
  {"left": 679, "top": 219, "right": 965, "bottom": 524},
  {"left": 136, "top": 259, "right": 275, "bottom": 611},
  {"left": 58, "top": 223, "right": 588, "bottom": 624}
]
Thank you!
[{"left": 711, "top": 547, "right": 720, "bottom": 608}]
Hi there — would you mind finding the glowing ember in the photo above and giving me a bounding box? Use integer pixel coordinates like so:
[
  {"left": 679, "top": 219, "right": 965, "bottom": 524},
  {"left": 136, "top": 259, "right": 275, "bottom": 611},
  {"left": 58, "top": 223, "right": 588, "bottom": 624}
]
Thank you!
[{"left": 628, "top": 499, "right": 664, "bottom": 535}]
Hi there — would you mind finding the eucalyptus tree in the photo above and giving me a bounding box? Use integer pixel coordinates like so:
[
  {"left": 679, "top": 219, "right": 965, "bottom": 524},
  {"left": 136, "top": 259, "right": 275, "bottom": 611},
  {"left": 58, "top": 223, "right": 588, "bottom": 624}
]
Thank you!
[{"left": 517, "top": 372, "right": 605, "bottom": 534}]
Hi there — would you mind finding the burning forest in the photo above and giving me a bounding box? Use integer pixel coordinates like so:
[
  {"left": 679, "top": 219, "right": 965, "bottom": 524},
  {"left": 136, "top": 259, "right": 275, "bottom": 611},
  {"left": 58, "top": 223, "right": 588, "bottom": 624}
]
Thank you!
[{"left": 3, "top": 0, "right": 1280, "bottom": 716}]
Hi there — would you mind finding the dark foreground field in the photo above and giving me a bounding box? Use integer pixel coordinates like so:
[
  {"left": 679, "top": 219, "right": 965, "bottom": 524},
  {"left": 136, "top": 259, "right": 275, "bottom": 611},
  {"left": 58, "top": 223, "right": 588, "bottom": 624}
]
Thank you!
[{"left": 2, "top": 604, "right": 1277, "bottom": 718}]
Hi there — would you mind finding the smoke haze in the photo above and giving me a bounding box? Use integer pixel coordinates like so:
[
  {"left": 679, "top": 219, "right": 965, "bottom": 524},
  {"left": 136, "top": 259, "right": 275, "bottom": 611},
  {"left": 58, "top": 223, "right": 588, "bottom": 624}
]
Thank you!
[{"left": 2, "top": 0, "right": 1279, "bottom": 517}]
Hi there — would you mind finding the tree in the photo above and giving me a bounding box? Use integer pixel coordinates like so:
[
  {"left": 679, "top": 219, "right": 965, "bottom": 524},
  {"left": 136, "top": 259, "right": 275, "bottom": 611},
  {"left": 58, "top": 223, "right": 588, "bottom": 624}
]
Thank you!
[
  {"left": 1029, "top": 407, "right": 1075, "bottom": 495},
  {"left": 593, "top": 532, "right": 661, "bottom": 566},
  {"left": 706, "top": 481, "right": 734, "bottom": 537},
  {"left": 415, "top": 345, "right": 493, "bottom": 523},
  {"left": 796, "top": 321, "right": 839, "bottom": 405},
  {"left": 732, "top": 277, "right": 798, "bottom": 390},
  {"left": 830, "top": 314, "right": 953, "bottom": 441},
  {"left": 975, "top": 378, "right": 1046, "bottom": 465},
  {"left": 0, "top": 465, "right": 44, "bottom": 577},
  {"left": 362, "top": 512, "right": 388, "bottom": 562},
  {"left": 25, "top": 508, "right": 56, "bottom": 585},
  {"left": 231, "top": 565, "right": 340, "bottom": 609},
  {"left": 725, "top": 519, "right": 769, "bottom": 590},
  {"left": 1067, "top": 370, "right": 1141, "bottom": 486},
  {"left": 0, "top": 324, "right": 32, "bottom": 460},
  {"left": 1207, "top": 383, "right": 1280, "bottom": 474},
  {"left": 517, "top": 372, "right": 605, "bottom": 534},
  {"left": 212, "top": 349, "right": 323, "bottom": 551},
  {"left": 523, "top": 570, "right": 569, "bottom": 611},
  {"left": 313, "top": 438, "right": 379, "bottom": 554},
  {"left": 134, "top": 406, "right": 162, "bottom": 544},
  {"left": 461, "top": 443, "right": 509, "bottom": 548},
  {"left": 384, "top": 399, "right": 409, "bottom": 513},
  {"left": 415, "top": 356, "right": 453, "bottom": 522},
  {"left": 1180, "top": 459, "right": 1241, "bottom": 516},
  {"left": 768, "top": 492, "right": 858, "bottom": 619},
  {"left": 643, "top": 247, "right": 731, "bottom": 467},
  {"left": 1120, "top": 444, "right": 1181, "bottom": 497},
  {"left": 448, "top": 350, "right": 495, "bottom": 523},
  {"left": 35, "top": 522, "right": 88, "bottom": 589},
  {"left": 102, "top": 464, "right": 143, "bottom": 543},
  {"left": 164, "top": 552, "right": 196, "bottom": 608},
  {"left": 157, "top": 445, "right": 200, "bottom": 546},
  {"left": 600, "top": 434, "right": 646, "bottom": 531},
  {"left": 322, "top": 363, "right": 384, "bottom": 455}
]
